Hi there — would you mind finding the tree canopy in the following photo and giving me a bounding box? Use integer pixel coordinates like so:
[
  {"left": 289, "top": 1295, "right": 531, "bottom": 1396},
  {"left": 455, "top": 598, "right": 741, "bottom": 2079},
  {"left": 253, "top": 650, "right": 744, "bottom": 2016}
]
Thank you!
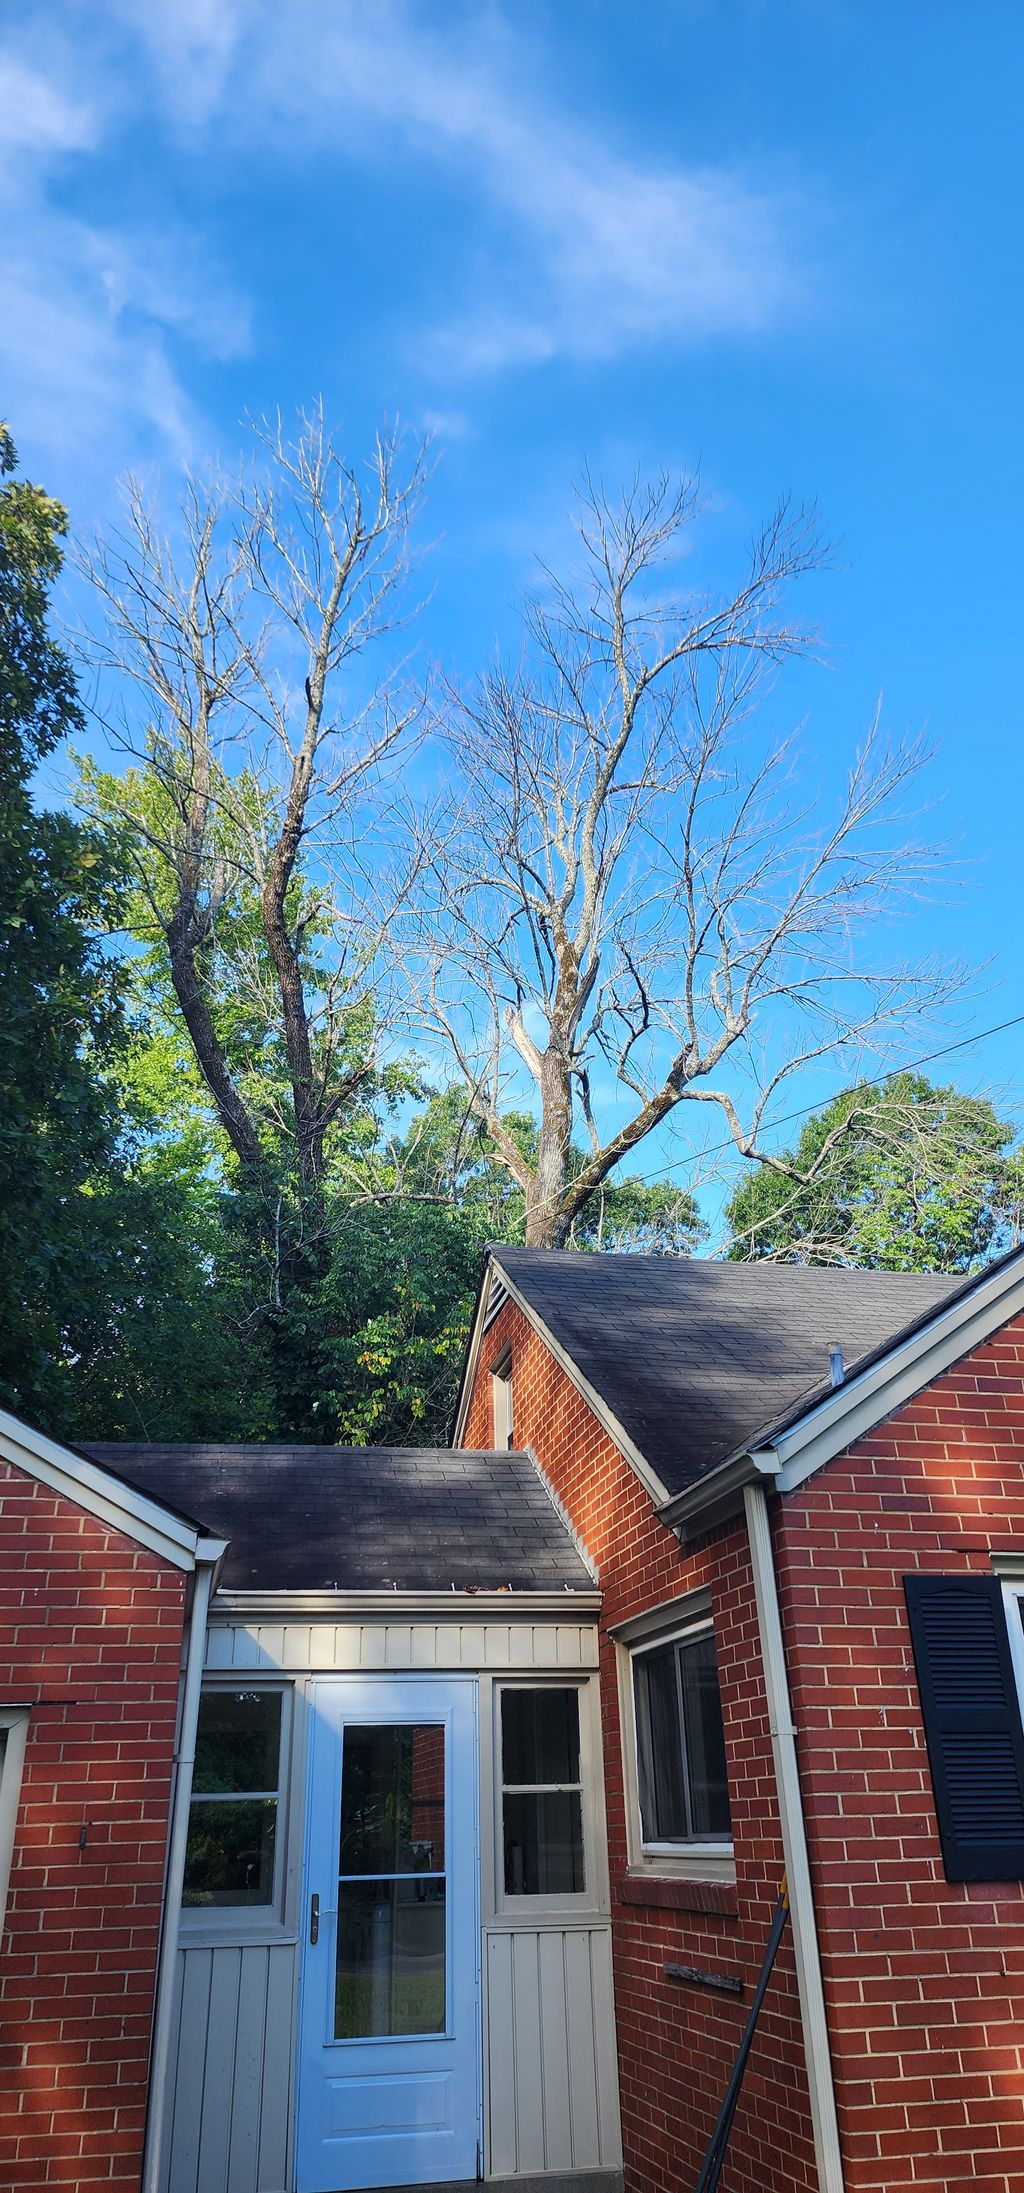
[
  {"left": 725, "top": 1073, "right": 1024, "bottom": 1271},
  {"left": 0, "top": 414, "right": 1017, "bottom": 1450}
]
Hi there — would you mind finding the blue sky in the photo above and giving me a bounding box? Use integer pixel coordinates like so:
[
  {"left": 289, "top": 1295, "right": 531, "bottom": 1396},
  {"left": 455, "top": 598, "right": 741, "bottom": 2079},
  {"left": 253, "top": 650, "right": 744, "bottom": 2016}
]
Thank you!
[{"left": 3, "top": 0, "right": 1023, "bottom": 1188}]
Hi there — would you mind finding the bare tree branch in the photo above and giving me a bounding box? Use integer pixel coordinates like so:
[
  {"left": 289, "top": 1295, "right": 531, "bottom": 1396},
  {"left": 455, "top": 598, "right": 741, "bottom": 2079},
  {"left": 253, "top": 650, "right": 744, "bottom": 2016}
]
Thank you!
[{"left": 401, "top": 469, "right": 963, "bottom": 1246}]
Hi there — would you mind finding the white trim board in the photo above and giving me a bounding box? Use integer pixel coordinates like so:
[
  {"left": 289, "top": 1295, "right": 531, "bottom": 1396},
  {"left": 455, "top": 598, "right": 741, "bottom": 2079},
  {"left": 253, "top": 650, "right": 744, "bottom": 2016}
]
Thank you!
[
  {"left": 757, "top": 1247, "right": 1024, "bottom": 1497},
  {"left": 0, "top": 1404, "right": 208, "bottom": 1570},
  {"left": 213, "top": 1588, "right": 602, "bottom": 1620}
]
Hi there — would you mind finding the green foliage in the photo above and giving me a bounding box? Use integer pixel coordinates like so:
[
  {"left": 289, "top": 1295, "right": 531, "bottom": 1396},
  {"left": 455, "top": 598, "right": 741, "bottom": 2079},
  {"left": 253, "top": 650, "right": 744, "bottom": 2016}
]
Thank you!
[
  {"left": 725, "top": 1073, "right": 1024, "bottom": 1272},
  {"left": 0, "top": 428, "right": 248, "bottom": 1438}
]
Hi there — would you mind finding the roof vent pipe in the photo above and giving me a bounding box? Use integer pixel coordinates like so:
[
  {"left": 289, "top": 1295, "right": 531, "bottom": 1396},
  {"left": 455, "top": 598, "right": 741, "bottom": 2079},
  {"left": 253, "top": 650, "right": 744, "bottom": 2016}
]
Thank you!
[{"left": 828, "top": 1344, "right": 845, "bottom": 1389}]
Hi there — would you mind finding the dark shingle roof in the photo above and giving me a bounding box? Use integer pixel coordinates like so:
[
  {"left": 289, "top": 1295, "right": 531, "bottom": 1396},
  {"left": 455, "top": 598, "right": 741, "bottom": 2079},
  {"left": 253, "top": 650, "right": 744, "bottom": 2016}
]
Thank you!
[
  {"left": 83, "top": 1444, "right": 594, "bottom": 1594},
  {"left": 492, "top": 1247, "right": 964, "bottom": 1498}
]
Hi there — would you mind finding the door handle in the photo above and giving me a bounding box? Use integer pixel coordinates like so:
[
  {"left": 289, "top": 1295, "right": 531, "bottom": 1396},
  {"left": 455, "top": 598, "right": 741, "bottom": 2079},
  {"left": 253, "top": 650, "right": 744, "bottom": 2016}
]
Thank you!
[{"left": 309, "top": 1893, "right": 320, "bottom": 1946}]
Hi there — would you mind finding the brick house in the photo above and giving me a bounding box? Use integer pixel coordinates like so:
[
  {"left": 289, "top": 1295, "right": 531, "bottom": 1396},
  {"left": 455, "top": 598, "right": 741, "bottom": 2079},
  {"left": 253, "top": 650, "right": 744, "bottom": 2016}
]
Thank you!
[
  {"left": 7, "top": 1241, "right": 1024, "bottom": 2193},
  {"left": 456, "top": 1244, "right": 1024, "bottom": 2193},
  {"left": 0, "top": 1408, "right": 225, "bottom": 2192}
]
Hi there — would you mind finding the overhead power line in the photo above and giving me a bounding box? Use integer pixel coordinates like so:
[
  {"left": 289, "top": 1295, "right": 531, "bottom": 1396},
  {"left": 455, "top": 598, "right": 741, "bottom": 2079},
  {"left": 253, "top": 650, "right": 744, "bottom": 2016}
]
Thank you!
[{"left": 589, "top": 1008, "right": 1024, "bottom": 1204}]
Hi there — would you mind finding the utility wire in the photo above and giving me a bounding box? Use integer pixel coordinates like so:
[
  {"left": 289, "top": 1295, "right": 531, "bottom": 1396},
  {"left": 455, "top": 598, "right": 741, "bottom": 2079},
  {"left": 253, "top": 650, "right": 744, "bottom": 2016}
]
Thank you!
[{"left": 611, "top": 1007, "right": 1024, "bottom": 1200}]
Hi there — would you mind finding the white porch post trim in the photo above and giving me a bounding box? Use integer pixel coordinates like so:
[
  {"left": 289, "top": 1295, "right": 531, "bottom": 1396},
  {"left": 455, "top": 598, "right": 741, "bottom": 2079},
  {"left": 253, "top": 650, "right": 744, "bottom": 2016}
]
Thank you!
[
  {"left": 142, "top": 1546, "right": 221, "bottom": 2193},
  {"left": 743, "top": 1483, "right": 844, "bottom": 2193}
]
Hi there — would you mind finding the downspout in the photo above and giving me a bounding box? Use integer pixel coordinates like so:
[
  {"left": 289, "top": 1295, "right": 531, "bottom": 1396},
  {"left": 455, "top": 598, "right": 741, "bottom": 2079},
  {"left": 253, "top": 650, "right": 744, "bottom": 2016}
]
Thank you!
[
  {"left": 142, "top": 1544, "right": 222, "bottom": 2193},
  {"left": 743, "top": 1482, "right": 845, "bottom": 2193}
]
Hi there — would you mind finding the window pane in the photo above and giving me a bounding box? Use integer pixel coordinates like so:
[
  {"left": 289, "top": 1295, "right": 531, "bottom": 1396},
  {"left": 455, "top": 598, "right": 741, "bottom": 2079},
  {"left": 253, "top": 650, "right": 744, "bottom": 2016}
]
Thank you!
[
  {"left": 502, "top": 1689, "right": 580, "bottom": 1787},
  {"left": 679, "top": 1634, "right": 732, "bottom": 1839},
  {"left": 503, "top": 1790, "right": 584, "bottom": 1895},
  {"left": 183, "top": 1798, "right": 277, "bottom": 1906},
  {"left": 335, "top": 1878, "right": 446, "bottom": 2038},
  {"left": 340, "top": 1725, "right": 445, "bottom": 1875},
  {"left": 193, "top": 1690, "right": 281, "bottom": 1795},
  {"left": 637, "top": 1644, "right": 688, "bottom": 1841}
]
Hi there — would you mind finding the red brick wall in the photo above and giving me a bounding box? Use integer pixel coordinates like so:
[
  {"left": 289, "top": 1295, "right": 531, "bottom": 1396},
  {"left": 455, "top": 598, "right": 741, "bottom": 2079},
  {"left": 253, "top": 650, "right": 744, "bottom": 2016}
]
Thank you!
[
  {"left": 0, "top": 1456, "right": 188, "bottom": 2191},
  {"left": 464, "top": 1300, "right": 818, "bottom": 2193},
  {"left": 773, "top": 1311, "right": 1024, "bottom": 2193}
]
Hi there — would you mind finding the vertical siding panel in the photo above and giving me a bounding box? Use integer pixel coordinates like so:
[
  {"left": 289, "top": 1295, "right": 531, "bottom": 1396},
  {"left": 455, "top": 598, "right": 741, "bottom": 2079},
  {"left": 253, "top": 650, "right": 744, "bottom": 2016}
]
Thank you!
[
  {"left": 257, "top": 1945, "right": 296, "bottom": 2192},
  {"left": 563, "top": 1929, "right": 602, "bottom": 2168},
  {"left": 203, "top": 1627, "right": 232, "bottom": 1669},
  {"left": 538, "top": 1930, "right": 573, "bottom": 2168},
  {"left": 511, "top": 1933, "right": 546, "bottom": 2173},
  {"left": 196, "top": 1948, "right": 241, "bottom": 2193},
  {"left": 227, "top": 1947, "right": 270, "bottom": 2193},
  {"left": 169, "top": 1950, "right": 214, "bottom": 2193},
  {"left": 485, "top": 1932, "right": 517, "bottom": 2175},
  {"left": 590, "top": 1929, "right": 623, "bottom": 2167},
  {"left": 158, "top": 1951, "right": 186, "bottom": 2193}
]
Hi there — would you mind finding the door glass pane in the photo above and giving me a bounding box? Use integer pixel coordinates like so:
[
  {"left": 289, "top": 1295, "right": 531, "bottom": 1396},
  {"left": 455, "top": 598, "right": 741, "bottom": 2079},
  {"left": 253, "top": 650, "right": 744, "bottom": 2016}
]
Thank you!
[
  {"left": 340, "top": 1724, "right": 446, "bottom": 1875},
  {"left": 182, "top": 1797, "right": 277, "bottom": 1905},
  {"left": 503, "top": 1791, "right": 584, "bottom": 1895},
  {"left": 502, "top": 1688, "right": 580, "bottom": 1786},
  {"left": 194, "top": 1689, "right": 281, "bottom": 1794},
  {"left": 335, "top": 1878, "right": 446, "bottom": 2038},
  {"left": 679, "top": 1633, "right": 732, "bottom": 1838}
]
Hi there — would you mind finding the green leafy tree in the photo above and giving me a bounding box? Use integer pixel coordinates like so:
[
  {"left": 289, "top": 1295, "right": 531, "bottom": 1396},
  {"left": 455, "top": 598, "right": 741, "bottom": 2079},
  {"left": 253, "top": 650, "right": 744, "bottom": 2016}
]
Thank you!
[
  {"left": 0, "top": 426, "right": 251, "bottom": 1438},
  {"left": 725, "top": 1072, "right": 1024, "bottom": 1272}
]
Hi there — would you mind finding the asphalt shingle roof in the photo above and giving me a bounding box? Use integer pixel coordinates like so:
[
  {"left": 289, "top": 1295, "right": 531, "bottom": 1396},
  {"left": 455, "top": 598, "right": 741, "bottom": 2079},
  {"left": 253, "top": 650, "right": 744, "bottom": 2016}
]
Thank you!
[
  {"left": 491, "top": 1247, "right": 964, "bottom": 1498},
  {"left": 83, "top": 1443, "right": 594, "bottom": 1594}
]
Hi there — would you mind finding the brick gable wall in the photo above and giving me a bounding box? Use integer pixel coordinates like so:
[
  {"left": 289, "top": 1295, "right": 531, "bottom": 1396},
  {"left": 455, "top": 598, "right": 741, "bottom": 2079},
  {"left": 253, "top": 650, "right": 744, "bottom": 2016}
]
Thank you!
[
  {"left": 463, "top": 1299, "right": 819, "bottom": 2193},
  {"left": 773, "top": 1310, "right": 1024, "bottom": 2193},
  {"left": 0, "top": 1456, "right": 187, "bottom": 2191}
]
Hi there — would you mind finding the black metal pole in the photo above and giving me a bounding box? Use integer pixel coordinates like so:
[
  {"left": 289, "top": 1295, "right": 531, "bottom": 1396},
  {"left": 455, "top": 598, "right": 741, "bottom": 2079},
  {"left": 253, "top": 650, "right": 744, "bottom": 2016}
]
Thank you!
[{"left": 693, "top": 1876, "right": 790, "bottom": 2193}]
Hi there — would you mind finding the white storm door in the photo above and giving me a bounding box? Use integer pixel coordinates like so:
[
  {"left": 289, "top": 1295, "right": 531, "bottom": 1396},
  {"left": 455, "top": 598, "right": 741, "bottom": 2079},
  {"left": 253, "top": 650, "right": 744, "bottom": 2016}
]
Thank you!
[{"left": 296, "top": 1678, "right": 480, "bottom": 2193}]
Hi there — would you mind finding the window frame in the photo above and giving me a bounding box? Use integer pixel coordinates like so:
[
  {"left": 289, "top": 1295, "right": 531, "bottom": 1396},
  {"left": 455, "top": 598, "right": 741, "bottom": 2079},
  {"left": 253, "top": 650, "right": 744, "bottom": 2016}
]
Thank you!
[
  {"left": 490, "top": 1347, "right": 514, "bottom": 1451},
  {"left": 493, "top": 1677, "right": 598, "bottom": 1916},
  {"left": 614, "top": 1590, "right": 735, "bottom": 1883},
  {"left": 180, "top": 1678, "right": 292, "bottom": 1933},
  {"left": 0, "top": 1706, "right": 30, "bottom": 1941}
]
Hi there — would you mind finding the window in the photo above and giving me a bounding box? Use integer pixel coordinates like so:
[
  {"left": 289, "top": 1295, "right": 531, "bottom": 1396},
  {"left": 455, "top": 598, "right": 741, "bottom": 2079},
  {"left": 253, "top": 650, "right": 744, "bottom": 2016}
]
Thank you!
[
  {"left": 183, "top": 1687, "right": 286, "bottom": 1910},
  {"left": 0, "top": 1707, "right": 29, "bottom": 1939},
  {"left": 491, "top": 1349, "right": 514, "bottom": 1450},
  {"left": 632, "top": 1625, "right": 731, "bottom": 1848},
  {"left": 500, "top": 1686, "right": 585, "bottom": 1896}
]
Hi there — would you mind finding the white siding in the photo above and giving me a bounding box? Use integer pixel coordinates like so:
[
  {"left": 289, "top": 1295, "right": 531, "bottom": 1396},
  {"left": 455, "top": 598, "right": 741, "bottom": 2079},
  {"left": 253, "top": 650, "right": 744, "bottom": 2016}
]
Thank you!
[
  {"left": 157, "top": 1615, "right": 616, "bottom": 2192},
  {"left": 204, "top": 1617, "right": 600, "bottom": 1672},
  {"left": 484, "top": 1927, "right": 621, "bottom": 2176},
  {"left": 161, "top": 1944, "right": 296, "bottom": 2193}
]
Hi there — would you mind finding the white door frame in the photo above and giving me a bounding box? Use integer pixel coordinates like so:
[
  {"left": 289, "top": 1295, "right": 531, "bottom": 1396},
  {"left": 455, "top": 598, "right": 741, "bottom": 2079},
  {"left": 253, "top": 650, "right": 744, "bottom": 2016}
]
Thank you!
[{"left": 294, "top": 1672, "right": 482, "bottom": 2193}]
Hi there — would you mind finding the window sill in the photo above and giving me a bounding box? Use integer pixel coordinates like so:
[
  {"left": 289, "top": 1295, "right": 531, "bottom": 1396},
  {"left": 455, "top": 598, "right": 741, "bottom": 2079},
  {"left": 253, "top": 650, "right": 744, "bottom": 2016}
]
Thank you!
[{"left": 617, "top": 1872, "right": 739, "bottom": 1917}]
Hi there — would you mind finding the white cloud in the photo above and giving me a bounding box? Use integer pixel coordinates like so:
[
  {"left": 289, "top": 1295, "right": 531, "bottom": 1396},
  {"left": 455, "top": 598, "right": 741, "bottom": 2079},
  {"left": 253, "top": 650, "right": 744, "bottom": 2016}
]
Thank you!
[
  {"left": 0, "top": 32, "right": 251, "bottom": 490},
  {"left": 101, "top": 0, "right": 802, "bottom": 370},
  {"left": 0, "top": 1, "right": 805, "bottom": 495}
]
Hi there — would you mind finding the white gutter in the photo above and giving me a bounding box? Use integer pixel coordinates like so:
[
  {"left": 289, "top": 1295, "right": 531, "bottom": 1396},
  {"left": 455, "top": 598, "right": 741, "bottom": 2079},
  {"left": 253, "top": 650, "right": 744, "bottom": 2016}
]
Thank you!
[
  {"left": 142, "top": 1540, "right": 225, "bottom": 2193},
  {"left": 744, "top": 1483, "right": 844, "bottom": 2193}
]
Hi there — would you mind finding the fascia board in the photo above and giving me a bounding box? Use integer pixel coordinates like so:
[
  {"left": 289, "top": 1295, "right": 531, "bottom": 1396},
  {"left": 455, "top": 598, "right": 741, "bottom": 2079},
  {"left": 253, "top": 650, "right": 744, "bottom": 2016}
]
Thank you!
[
  {"left": 452, "top": 1261, "right": 492, "bottom": 1446},
  {"left": 490, "top": 1264, "right": 672, "bottom": 1507},
  {"left": 212, "top": 1587, "right": 603, "bottom": 1620},
  {"left": 658, "top": 1449, "right": 779, "bottom": 1541},
  {"left": 0, "top": 1406, "right": 201, "bottom": 1571},
  {"left": 765, "top": 1252, "right": 1024, "bottom": 1495}
]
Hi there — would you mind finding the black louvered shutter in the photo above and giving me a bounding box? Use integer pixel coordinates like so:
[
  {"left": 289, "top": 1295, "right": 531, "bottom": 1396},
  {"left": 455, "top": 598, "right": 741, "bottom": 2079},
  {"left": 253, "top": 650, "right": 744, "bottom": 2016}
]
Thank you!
[{"left": 904, "top": 1574, "right": 1024, "bottom": 1882}]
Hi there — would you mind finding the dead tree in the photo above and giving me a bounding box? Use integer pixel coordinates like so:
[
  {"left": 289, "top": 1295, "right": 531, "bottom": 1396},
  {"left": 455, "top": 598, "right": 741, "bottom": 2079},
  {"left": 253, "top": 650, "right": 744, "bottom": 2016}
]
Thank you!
[
  {"left": 80, "top": 404, "right": 427, "bottom": 1236},
  {"left": 406, "top": 471, "right": 960, "bottom": 1248}
]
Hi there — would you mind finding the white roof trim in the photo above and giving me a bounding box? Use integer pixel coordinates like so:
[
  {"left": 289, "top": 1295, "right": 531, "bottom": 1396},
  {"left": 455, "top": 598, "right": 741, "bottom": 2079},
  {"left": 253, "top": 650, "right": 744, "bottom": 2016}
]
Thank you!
[
  {"left": 0, "top": 1405, "right": 204, "bottom": 1571},
  {"left": 212, "top": 1587, "right": 602, "bottom": 1620},
  {"left": 458, "top": 1257, "right": 671, "bottom": 1508},
  {"left": 452, "top": 1258, "right": 500, "bottom": 1445},
  {"left": 751, "top": 1248, "right": 1024, "bottom": 1498}
]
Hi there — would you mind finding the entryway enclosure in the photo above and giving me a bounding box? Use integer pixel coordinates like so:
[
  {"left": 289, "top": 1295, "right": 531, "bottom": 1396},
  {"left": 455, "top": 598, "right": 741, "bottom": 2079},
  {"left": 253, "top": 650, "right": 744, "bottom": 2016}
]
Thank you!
[{"left": 157, "top": 1601, "right": 623, "bottom": 2193}]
